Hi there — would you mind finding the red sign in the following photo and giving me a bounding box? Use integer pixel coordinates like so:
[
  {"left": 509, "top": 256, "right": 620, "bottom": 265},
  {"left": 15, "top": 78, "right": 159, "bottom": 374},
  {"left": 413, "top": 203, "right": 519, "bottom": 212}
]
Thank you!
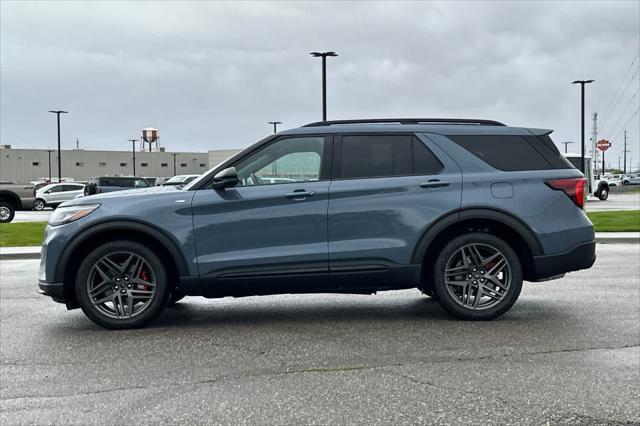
[{"left": 596, "top": 139, "right": 611, "bottom": 152}]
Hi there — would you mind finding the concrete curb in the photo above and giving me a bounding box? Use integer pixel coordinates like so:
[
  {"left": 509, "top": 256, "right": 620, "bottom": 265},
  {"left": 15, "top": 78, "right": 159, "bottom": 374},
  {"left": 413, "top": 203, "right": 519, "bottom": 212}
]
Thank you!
[
  {"left": 594, "top": 236, "right": 640, "bottom": 244},
  {"left": 1, "top": 234, "right": 638, "bottom": 262}
]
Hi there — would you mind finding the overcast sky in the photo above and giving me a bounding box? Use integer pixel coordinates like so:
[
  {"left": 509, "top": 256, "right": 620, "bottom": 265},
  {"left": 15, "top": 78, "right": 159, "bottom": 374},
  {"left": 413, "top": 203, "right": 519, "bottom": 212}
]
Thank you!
[{"left": 1, "top": 1, "right": 639, "bottom": 169}]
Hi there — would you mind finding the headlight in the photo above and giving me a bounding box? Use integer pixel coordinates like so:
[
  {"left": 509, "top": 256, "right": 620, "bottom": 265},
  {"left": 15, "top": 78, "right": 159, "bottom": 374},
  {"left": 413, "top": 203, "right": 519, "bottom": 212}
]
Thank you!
[{"left": 48, "top": 204, "right": 100, "bottom": 227}]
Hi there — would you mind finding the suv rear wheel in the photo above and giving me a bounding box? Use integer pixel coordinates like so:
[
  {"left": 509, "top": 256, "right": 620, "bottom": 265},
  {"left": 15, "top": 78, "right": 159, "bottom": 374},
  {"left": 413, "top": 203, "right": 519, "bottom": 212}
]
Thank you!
[
  {"left": 75, "top": 241, "right": 170, "bottom": 329},
  {"left": 432, "top": 233, "right": 522, "bottom": 320}
]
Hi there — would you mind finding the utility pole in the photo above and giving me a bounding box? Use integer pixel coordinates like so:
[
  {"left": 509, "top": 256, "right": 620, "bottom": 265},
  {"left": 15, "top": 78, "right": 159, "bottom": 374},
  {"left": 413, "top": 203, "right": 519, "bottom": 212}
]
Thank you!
[
  {"left": 76, "top": 139, "right": 79, "bottom": 150},
  {"left": 592, "top": 113, "right": 598, "bottom": 174},
  {"left": 571, "top": 80, "right": 594, "bottom": 174},
  {"left": 268, "top": 121, "right": 282, "bottom": 134},
  {"left": 618, "top": 157, "right": 621, "bottom": 171},
  {"left": 562, "top": 141, "right": 574, "bottom": 153},
  {"left": 48, "top": 110, "right": 68, "bottom": 182},
  {"left": 128, "top": 139, "right": 138, "bottom": 176},
  {"left": 623, "top": 130, "right": 629, "bottom": 174}
]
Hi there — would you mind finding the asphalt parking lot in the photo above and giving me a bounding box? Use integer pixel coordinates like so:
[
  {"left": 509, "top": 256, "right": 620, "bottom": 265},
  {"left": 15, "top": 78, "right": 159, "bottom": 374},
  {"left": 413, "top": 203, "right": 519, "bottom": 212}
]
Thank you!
[{"left": 1, "top": 244, "right": 639, "bottom": 425}]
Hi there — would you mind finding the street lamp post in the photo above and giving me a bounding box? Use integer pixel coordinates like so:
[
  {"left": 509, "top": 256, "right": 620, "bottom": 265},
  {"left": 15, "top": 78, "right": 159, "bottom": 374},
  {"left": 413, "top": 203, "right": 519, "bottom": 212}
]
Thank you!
[
  {"left": 171, "top": 153, "right": 178, "bottom": 176},
  {"left": 128, "top": 139, "right": 138, "bottom": 176},
  {"left": 47, "top": 149, "right": 52, "bottom": 182},
  {"left": 310, "top": 51, "right": 338, "bottom": 121},
  {"left": 561, "top": 141, "right": 574, "bottom": 153},
  {"left": 268, "top": 121, "right": 282, "bottom": 134},
  {"left": 571, "top": 80, "right": 594, "bottom": 174},
  {"left": 48, "top": 110, "right": 68, "bottom": 182}
]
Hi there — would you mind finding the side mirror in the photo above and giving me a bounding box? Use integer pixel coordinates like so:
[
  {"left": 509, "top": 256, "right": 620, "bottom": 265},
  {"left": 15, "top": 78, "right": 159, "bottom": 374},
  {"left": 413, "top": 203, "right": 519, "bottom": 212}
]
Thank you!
[{"left": 212, "top": 167, "right": 238, "bottom": 190}]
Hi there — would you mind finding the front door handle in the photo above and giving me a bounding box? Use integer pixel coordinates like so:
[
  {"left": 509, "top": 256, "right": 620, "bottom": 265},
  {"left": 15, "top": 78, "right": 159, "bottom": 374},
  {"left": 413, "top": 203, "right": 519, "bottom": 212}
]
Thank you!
[
  {"left": 420, "top": 179, "right": 450, "bottom": 189},
  {"left": 285, "top": 190, "right": 316, "bottom": 200}
]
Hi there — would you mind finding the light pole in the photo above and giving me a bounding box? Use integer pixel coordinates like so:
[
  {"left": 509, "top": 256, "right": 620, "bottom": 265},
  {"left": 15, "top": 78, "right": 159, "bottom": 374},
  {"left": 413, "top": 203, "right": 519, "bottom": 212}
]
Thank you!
[
  {"left": 310, "top": 51, "right": 338, "bottom": 121},
  {"left": 571, "top": 80, "right": 594, "bottom": 174},
  {"left": 171, "top": 153, "right": 178, "bottom": 176},
  {"left": 561, "top": 141, "right": 574, "bottom": 153},
  {"left": 48, "top": 110, "right": 68, "bottom": 181},
  {"left": 268, "top": 121, "right": 282, "bottom": 134},
  {"left": 46, "top": 149, "right": 52, "bottom": 182},
  {"left": 128, "top": 139, "right": 138, "bottom": 176}
]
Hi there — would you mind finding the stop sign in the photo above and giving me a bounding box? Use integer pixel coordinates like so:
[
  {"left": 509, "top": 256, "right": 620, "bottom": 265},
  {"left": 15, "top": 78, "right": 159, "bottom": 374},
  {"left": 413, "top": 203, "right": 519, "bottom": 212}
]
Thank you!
[{"left": 597, "top": 139, "right": 611, "bottom": 152}]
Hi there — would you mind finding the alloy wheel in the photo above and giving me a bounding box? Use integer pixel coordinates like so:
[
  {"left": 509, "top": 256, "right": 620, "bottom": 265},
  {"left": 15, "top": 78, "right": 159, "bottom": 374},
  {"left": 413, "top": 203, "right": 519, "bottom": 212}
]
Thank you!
[
  {"left": 34, "top": 200, "right": 45, "bottom": 211},
  {"left": 443, "top": 243, "right": 511, "bottom": 310},
  {"left": 86, "top": 251, "right": 157, "bottom": 319},
  {"left": 0, "top": 206, "right": 10, "bottom": 221}
]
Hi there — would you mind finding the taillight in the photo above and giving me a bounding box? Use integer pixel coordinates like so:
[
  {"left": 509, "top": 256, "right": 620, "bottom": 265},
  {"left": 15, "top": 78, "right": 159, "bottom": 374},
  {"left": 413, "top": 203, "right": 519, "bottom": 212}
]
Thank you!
[{"left": 545, "top": 178, "right": 587, "bottom": 209}]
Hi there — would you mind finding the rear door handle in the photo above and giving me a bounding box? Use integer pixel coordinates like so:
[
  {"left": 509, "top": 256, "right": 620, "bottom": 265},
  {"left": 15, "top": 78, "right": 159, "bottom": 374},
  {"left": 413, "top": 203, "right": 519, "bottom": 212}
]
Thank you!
[
  {"left": 285, "top": 190, "right": 316, "bottom": 200},
  {"left": 420, "top": 179, "right": 450, "bottom": 189}
]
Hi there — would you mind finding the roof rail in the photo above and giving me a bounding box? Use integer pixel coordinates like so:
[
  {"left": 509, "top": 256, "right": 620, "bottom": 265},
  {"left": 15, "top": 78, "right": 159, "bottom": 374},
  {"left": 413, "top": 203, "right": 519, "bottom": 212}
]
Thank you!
[{"left": 303, "top": 118, "right": 506, "bottom": 127}]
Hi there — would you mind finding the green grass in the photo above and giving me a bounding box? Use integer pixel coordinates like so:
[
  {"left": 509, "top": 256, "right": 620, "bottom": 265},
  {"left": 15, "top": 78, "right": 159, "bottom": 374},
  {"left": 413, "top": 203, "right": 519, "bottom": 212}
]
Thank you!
[
  {"left": 586, "top": 210, "right": 640, "bottom": 232},
  {"left": 0, "top": 210, "right": 638, "bottom": 247},
  {"left": 0, "top": 222, "right": 47, "bottom": 247}
]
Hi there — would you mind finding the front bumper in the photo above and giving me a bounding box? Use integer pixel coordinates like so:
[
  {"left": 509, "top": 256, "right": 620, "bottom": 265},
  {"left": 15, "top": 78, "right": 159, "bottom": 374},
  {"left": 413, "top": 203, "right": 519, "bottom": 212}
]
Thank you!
[
  {"left": 531, "top": 240, "right": 596, "bottom": 281},
  {"left": 38, "top": 280, "right": 66, "bottom": 304}
]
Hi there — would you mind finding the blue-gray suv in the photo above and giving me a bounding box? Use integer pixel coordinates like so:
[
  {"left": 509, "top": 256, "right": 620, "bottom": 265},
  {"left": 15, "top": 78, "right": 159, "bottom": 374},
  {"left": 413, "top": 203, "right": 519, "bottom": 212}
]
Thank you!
[{"left": 38, "top": 118, "right": 596, "bottom": 329}]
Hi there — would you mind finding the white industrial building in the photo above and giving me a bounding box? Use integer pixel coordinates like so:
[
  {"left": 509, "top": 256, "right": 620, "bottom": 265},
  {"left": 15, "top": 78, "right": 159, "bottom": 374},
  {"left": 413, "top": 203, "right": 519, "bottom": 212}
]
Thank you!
[{"left": 0, "top": 146, "right": 240, "bottom": 184}]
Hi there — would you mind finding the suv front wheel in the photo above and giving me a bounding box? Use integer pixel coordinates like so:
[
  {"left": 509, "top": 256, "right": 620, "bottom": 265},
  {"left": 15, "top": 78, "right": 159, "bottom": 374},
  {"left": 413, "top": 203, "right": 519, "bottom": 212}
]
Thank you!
[
  {"left": 432, "top": 233, "right": 523, "bottom": 320},
  {"left": 75, "top": 241, "right": 170, "bottom": 329}
]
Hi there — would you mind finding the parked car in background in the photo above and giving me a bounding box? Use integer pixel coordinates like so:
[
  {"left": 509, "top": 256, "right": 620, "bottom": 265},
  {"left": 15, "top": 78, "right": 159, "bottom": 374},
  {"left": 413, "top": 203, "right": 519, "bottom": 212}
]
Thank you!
[
  {"left": 143, "top": 177, "right": 159, "bottom": 186},
  {"left": 161, "top": 174, "right": 200, "bottom": 186},
  {"left": 83, "top": 176, "right": 150, "bottom": 196},
  {"left": 622, "top": 174, "right": 640, "bottom": 185},
  {"left": 605, "top": 174, "right": 623, "bottom": 187},
  {"left": 38, "top": 118, "right": 596, "bottom": 329},
  {"left": 34, "top": 183, "right": 86, "bottom": 210},
  {"left": 564, "top": 154, "right": 609, "bottom": 200},
  {"left": 154, "top": 177, "right": 169, "bottom": 186},
  {"left": 0, "top": 182, "right": 34, "bottom": 223}
]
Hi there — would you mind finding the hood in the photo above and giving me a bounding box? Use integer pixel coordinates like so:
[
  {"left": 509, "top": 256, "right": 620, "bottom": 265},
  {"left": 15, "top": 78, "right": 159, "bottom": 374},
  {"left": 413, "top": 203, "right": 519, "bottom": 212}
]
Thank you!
[{"left": 63, "top": 185, "right": 180, "bottom": 206}]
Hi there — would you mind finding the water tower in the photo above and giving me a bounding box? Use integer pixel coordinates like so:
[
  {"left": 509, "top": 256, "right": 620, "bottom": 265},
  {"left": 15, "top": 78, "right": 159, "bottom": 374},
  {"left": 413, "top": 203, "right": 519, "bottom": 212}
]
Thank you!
[{"left": 141, "top": 127, "right": 159, "bottom": 152}]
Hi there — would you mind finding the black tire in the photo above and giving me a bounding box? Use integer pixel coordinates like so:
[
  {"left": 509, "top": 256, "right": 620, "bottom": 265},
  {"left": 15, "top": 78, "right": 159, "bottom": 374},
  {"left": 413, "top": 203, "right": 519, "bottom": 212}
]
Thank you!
[
  {"left": 0, "top": 201, "right": 15, "bottom": 223},
  {"left": 597, "top": 186, "right": 609, "bottom": 200},
  {"left": 167, "top": 290, "right": 186, "bottom": 306},
  {"left": 420, "top": 282, "right": 434, "bottom": 297},
  {"left": 431, "top": 233, "right": 523, "bottom": 320},
  {"left": 75, "top": 241, "right": 170, "bottom": 329},
  {"left": 33, "top": 199, "right": 46, "bottom": 211},
  {"left": 84, "top": 183, "right": 96, "bottom": 196}
]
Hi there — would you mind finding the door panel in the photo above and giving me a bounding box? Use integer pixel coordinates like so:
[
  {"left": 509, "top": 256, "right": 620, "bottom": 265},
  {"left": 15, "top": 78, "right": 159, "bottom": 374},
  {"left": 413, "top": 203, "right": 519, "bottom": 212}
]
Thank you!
[
  {"left": 191, "top": 135, "right": 331, "bottom": 295},
  {"left": 328, "top": 133, "right": 462, "bottom": 288},
  {"left": 192, "top": 182, "right": 329, "bottom": 292}
]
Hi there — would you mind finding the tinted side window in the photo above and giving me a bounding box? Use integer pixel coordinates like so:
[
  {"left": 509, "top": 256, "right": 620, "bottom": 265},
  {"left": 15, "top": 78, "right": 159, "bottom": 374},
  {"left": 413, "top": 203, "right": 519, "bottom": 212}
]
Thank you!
[
  {"left": 339, "top": 135, "right": 443, "bottom": 179},
  {"left": 340, "top": 135, "right": 412, "bottom": 179},
  {"left": 448, "top": 135, "right": 556, "bottom": 171},
  {"left": 412, "top": 136, "right": 444, "bottom": 174}
]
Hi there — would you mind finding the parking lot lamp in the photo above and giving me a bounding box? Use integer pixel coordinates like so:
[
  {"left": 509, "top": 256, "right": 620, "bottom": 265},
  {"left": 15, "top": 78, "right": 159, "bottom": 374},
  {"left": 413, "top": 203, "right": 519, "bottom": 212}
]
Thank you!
[
  {"left": 48, "top": 110, "right": 68, "bottom": 181},
  {"left": 310, "top": 51, "right": 338, "bottom": 121},
  {"left": 571, "top": 80, "right": 594, "bottom": 174},
  {"left": 268, "top": 121, "right": 282, "bottom": 134},
  {"left": 128, "top": 139, "right": 138, "bottom": 176}
]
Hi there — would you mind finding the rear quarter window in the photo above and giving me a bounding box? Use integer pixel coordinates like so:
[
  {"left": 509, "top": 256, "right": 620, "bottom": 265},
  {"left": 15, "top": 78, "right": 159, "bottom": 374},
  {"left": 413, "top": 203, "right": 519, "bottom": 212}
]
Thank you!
[{"left": 447, "top": 135, "right": 573, "bottom": 171}]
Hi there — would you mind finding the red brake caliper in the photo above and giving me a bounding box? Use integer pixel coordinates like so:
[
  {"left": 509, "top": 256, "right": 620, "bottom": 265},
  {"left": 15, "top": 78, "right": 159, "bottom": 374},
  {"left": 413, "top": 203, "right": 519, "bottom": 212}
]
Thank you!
[{"left": 139, "top": 268, "right": 150, "bottom": 290}]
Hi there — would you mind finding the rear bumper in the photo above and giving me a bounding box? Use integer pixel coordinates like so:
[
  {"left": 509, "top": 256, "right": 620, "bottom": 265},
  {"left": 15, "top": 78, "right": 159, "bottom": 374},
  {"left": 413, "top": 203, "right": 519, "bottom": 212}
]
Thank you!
[
  {"left": 38, "top": 280, "right": 66, "bottom": 304},
  {"left": 531, "top": 240, "right": 596, "bottom": 280}
]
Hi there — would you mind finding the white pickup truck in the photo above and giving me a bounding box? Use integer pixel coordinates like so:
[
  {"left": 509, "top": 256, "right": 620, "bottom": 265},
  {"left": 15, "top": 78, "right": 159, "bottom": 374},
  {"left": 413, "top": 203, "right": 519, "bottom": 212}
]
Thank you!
[{"left": 564, "top": 153, "right": 609, "bottom": 200}]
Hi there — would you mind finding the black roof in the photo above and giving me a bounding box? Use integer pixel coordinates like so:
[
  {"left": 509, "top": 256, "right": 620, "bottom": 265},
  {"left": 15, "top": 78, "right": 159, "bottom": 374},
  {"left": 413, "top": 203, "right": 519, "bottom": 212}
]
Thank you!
[{"left": 303, "top": 118, "right": 506, "bottom": 127}]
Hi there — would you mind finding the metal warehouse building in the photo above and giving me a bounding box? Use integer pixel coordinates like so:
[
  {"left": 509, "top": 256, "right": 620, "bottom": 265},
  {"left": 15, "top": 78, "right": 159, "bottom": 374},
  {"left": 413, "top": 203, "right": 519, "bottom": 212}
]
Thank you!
[{"left": 0, "top": 147, "right": 239, "bottom": 184}]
